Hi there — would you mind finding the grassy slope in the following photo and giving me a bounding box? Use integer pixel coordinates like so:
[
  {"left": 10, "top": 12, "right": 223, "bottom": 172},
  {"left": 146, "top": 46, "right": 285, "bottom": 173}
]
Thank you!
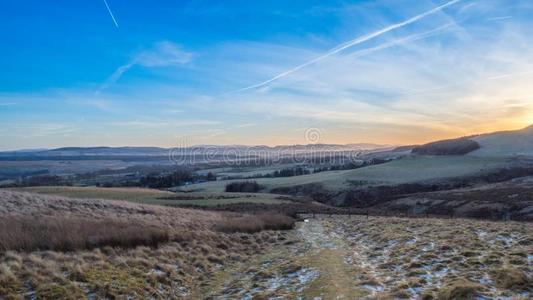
[
  {"left": 470, "top": 126, "right": 533, "bottom": 157},
  {"left": 13, "top": 186, "right": 289, "bottom": 206},
  {"left": 381, "top": 176, "right": 533, "bottom": 220},
  {"left": 180, "top": 156, "right": 507, "bottom": 193},
  {"left": 0, "top": 190, "right": 292, "bottom": 299},
  {"left": 203, "top": 216, "right": 533, "bottom": 299},
  {"left": 197, "top": 163, "right": 301, "bottom": 178}
]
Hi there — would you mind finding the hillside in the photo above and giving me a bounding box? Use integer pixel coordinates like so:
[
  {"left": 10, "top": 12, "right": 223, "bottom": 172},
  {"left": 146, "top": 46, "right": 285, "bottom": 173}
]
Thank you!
[
  {"left": 469, "top": 125, "right": 533, "bottom": 157},
  {"left": 375, "top": 176, "right": 533, "bottom": 221},
  {"left": 412, "top": 138, "right": 480, "bottom": 155},
  {"left": 0, "top": 144, "right": 390, "bottom": 158},
  {"left": 179, "top": 125, "right": 533, "bottom": 210},
  {"left": 0, "top": 190, "right": 293, "bottom": 298},
  {"left": 180, "top": 156, "right": 508, "bottom": 193}
]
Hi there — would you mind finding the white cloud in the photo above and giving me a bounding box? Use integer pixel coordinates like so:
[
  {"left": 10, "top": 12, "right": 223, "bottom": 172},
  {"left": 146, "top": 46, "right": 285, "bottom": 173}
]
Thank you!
[
  {"left": 101, "top": 41, "right": 193, "bottom": 91},
  {"left": 3, "top": 0, "right": 533, "bottom": 147}
]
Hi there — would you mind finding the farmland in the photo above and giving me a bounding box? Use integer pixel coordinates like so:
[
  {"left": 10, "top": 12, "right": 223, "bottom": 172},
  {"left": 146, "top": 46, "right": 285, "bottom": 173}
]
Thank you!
[
  {"left": 12, "top": 186, "right": 293, "bottom": 207},
  {"left": 180, "top": 155, "right": 508, "bottom": 193}
]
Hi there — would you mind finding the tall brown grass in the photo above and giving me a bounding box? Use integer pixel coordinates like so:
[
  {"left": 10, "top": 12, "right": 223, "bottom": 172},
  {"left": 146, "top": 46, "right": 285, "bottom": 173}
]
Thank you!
[
  {"left": 0, "top": 215, "right": 170, "bottom": 252},
  {"left": 0, "top": 190, "right": 291, "bottom": 299}
]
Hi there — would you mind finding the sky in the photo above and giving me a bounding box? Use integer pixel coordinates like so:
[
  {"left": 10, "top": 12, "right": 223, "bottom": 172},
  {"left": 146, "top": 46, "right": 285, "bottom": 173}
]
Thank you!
[{"left": 1, "top": 0, "right": 533, "bottom": 150}]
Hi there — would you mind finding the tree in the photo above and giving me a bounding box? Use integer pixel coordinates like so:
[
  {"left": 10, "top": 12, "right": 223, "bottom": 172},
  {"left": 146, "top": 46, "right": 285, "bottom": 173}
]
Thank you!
[{"left": 206, "top": 172, "right": 217, "bottom": 181}]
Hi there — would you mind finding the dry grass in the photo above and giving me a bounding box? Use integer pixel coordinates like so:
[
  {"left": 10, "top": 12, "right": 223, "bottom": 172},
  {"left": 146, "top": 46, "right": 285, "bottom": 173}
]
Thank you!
[
  {"left": 437, "top": 278, "right": 485, "bottom": 300},
  {"left": 295, "top": 215, "right": 533, "bottom": 299},
  {"left": 0, "top": 215, "right": 170, "bottom": 252},
  {"left": 490, "top": 268, "right": 530, "bottom": 289},
  {"left": 0, "top": 190, "right": 292, "bottom": 299},
  {"left": 216, "top": 213, "right": 295, "bottom": 233},
  {"left": 0, "top": 189, "right": 221, "bottom": 230},
  {"left": 15, "top": 186, "right": 290, "bottom": 207}
]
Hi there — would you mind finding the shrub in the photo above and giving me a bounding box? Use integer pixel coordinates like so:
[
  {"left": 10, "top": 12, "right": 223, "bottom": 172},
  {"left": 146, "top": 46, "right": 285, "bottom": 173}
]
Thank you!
[
  {"left": 0, "top": 215, "right": 170, "bottom": 252},
  {"left": 225, "top": 181, "right": 262, "bottom": 193},
  {"left": 139, "top": 169, "right": 193, "bottom": 188},
  {"left": 215, "top": 213, "right": 295, "bottom": 233},
  {"left": 490, "top": 268, "right": 529, "bottom": 289},
  {"left": 271, "top": 183, "right": 330, "bottom": 203},
  {"left": 412, "top": 138, "right": 480, "bottom": 155},
  {"left": 437, "top": 278, "right": 484, "bottom": 300}
]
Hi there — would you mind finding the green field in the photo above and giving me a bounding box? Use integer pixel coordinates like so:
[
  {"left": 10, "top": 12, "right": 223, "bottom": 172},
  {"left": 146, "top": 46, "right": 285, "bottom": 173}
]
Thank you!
[
  {"left": 181, "top": 155, "right": 508, "bottom": 193},
  {"left": 197, "top": 163, "right": 301, "bottom": 178},
  {"left": 13, "top": 186, "right": 291, "bottom": 207}
]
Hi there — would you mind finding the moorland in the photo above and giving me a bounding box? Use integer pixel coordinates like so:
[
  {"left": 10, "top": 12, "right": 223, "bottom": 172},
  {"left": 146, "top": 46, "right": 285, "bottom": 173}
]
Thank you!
[{"left": 1, "top": 126, "right": 533, "bottom": 298}]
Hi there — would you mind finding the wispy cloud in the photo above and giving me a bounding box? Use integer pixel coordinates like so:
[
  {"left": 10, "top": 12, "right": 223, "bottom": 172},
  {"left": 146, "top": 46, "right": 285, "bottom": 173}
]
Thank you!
[
  {"left": 488, "top": 69, "right": 533, "bottom": 80},
  {"left": 111, "top": 119, "right": 219, "bottom": 128},
  {"left": 100, "top": 41, "right": 193, "bottom": 91},
  {"left": 234, "top": 0, "right": 462, "bottom": 92},
  {"left": 488, "top": 16, "right": 512, "bottom": 21},
  {"left": 345, "top": 22, "right": 456, "bottom": 59},
  {"left": 3, "top": 123, "right": 79, "bottom": 138},
  {"left": 4, "top": 0, "right": 533, "bottom": 148}
]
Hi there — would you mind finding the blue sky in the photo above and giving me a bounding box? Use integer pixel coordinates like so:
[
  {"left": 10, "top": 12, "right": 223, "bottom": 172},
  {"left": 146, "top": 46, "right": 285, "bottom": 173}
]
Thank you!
[{"left": 1, "top": 0, "right": 533, "bottom": 150}]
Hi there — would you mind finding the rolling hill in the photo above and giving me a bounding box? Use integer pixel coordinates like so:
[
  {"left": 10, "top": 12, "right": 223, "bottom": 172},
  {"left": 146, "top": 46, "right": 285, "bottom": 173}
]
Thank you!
[
  {"left": 469, "top": 125, "right": 533, "bottom": 157},
  {"left": 0, "top": 143, "right": 391, "bottom": 158},
  {"left": 181, "top": 125, "right": 533, "bottom": 209}
]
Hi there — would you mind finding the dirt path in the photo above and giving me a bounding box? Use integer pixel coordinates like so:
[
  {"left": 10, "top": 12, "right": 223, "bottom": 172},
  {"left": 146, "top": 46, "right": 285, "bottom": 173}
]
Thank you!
[
  {"left": 201, "top": 217, "right": 372, "bottom": 299},
  {"left": 201, "top": 216, "right": 533, "bottom": 299}
]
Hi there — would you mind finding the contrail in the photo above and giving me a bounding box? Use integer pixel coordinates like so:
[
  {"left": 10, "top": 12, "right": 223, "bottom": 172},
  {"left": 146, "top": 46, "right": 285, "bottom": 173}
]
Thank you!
[
  {"left": 347, "top": 22, "right": 456, "bottom": 59},
  {"left": 103, "top": 0, "right": 119, "bottom": 28},
  {"left": 235, "top": 0, "right": 461, "bottom": 92}
]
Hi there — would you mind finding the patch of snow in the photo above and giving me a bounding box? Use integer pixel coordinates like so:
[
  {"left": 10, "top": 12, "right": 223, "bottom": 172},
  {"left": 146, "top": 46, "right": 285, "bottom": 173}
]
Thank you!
[
  {"left": 435, "top": 267, "right": 450, "bottom": 278},
  {"left": 407, "top": 287, "right": 423, "bottom": 297},
  {"left": 297, "top": 268, "right": 319, "bottom": 285},
  {"left": 475, "top": 230, "right": 488, "bottom": 238},
  {"left": 495, "top": 235, "right": 514, "bottom": 246},
  {"left": 422, "top": 242, "right": 435, "bottom": 252},
  {"left": 149, "top": 268, "right": 165, "bottom": 277},
  {"left": 361, "top": 284, "right": 384, "bottom": 292},
  {"left": 478, "top": 274, "right": 492, "bottom": 285}
]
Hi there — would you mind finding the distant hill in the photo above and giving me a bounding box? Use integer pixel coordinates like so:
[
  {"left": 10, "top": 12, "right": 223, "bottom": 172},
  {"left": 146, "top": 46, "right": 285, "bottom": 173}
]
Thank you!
[
  {"left": 469, "top": 125, "right": 533, "bottom": 157},
  {"left": 411, "top": 125, "right": 533, "bottom": 158},
  {"left": 0, "top": 143, "right": 391, "bottom": 158},
  {"left": 412, "top": 138, "right": 480, "bottom": 155}
]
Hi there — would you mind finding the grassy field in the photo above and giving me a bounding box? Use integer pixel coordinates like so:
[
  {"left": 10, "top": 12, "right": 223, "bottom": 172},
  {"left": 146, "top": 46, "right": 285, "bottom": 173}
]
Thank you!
[
  {"left": 1, "top": 189, "right": 531, "bottom": 299},
  {"left": 470, "top": 125, "right": 533, "bottom": 157},
  {"left": 180, "top": 155, "right": 508, "bottom": 193},
  {"left": 202, "top": 215, "right": 533, "bottom": 299},
  {"left": 0, "top": 190, "right": 294, "bottom": 299},
  {"left": 13, "top": 186, "right": 291, "bottom": 207},
  {"left": 197, "top": 163, "right": 301, "bottom": 178}
]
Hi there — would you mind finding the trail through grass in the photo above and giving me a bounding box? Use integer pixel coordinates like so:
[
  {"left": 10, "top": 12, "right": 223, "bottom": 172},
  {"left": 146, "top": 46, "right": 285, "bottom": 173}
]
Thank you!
[{"left": 203, "top": 216, "right": 532, "bottom": 299}]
